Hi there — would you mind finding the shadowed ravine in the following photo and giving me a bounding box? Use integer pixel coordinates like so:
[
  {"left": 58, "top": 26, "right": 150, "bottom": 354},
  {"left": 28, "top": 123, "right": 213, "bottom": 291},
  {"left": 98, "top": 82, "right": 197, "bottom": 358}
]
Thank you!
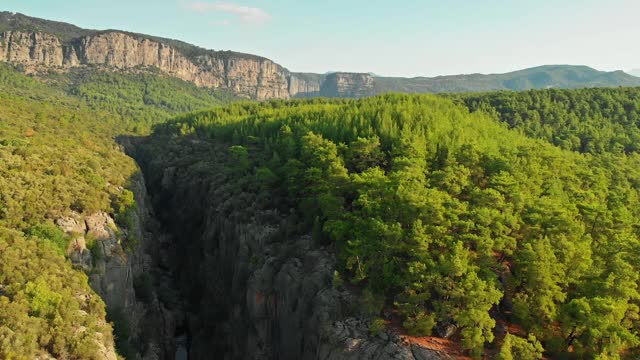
[{"left": 121, "top": 134, "right": 450, "bottom": 360}]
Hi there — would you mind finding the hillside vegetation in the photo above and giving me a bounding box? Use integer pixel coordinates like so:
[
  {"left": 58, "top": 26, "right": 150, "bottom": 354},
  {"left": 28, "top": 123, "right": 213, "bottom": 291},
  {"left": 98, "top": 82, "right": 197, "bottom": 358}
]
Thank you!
[
  {"left": 0, "top": 62, "right": 233, "bottom": 228},
  {"left": 0, "top": 63, "right": 135, "bottom": 359},
  {"left": 149, "top": 93, "right": 640, "bottom": 358},
  {"left": 0, "top": 228, "right": 114, "bottom": 359},
  {"left": 0, "top": 63, "right": 231, "bottom": 358},
  {"left": 451, "top": 87, "right": 640, "bottom": 154}
]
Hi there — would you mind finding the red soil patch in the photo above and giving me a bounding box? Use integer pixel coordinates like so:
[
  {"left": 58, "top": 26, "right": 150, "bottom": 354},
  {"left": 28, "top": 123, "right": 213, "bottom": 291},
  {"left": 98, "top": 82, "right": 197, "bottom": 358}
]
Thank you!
[
  {"left": 495, "top": 318, "right": 526, "bottom": 337},
  {"left": 385, "top": 310, "right": 471, "bottom": 359}
]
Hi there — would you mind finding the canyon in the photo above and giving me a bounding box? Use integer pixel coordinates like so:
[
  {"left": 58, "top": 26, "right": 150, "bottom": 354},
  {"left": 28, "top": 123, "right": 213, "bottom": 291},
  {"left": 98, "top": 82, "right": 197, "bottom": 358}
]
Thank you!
[
  {"left": 4, "top": 10, "right": 640, "bottom": 360},
  {"left": 110, "top": 134, "right": 453, "bottom": 360}
]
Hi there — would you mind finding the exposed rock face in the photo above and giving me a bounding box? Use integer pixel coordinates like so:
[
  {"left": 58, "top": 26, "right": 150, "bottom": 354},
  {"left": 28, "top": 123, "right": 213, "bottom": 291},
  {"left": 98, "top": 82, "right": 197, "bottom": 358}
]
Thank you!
[
  {"left": 94, "top": 333, "right": 119, "bottom": 360},
  {"left": 56, "top": 210, "right": 134, "bottom": 309},
  {"left": 55, "top": 173, "right": 182, "bottom": 360},
  {"left": 0, "top": 31, "right": 65, "bottom": 66},
  {"left": 56, "top": 212, "right": 86, "bottom": 235},
  {"left": 0, "top": 29, "right": 324, "bottom": 100},
  {"left": 321, "top": 72, "right": 375, "bottom": 98},
  {"left": 131, "top": 136, "right": 447, "bottom": 360},
  {"left": 320, "top": 319, "right": 453, "bottom": 360},
  {"left": 55, "top": 210, "right": 127, "bottom": 360},
  {"left": 0, "top": 10, "right": 377, "bottom": 100},
  {"left": 289, "top": 73, "right": 323, "bottom": 98}
]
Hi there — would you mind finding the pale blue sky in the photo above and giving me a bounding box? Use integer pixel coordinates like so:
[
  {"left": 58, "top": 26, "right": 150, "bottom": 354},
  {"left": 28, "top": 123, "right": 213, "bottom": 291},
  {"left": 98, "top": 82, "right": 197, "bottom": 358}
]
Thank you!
[{"left": 2, "top": 0, "right": 639, "bottom": 77}]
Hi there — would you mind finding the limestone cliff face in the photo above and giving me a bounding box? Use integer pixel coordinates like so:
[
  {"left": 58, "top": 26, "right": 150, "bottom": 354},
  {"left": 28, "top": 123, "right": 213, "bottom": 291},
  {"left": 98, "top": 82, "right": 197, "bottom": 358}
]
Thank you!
[
  {"left": 320, "top": 72, "right": 375, "bottom": 98},
  {"left": 0, "top": 29, "right": 323, "bottom": 100},
  {"left": 0, "top": 31, "right": 65, "bottom": 66},
  {"left": 288, "top": 73, "right": 323, "bottom": 97}
]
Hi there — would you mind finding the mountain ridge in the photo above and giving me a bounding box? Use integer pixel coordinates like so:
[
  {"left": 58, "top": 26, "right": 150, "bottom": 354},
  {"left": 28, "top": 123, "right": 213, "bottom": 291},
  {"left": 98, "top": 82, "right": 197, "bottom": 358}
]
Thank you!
[{"left": 1, "top": 11, "right": 639, "bottom": 99}]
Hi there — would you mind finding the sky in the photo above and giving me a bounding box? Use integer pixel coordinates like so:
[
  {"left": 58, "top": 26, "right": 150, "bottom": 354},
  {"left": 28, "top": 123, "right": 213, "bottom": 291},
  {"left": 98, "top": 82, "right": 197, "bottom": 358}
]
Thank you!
[{"left": 2, "top": 0, "right": 640, "bottom": 77}]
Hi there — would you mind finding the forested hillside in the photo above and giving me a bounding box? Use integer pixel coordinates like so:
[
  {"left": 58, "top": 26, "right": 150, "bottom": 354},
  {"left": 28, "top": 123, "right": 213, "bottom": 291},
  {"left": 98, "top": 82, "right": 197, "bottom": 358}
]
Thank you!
[
  {"left": 0, "top": 63, "right": 138, "bottom": 358},
  {"left": 0, "top": 63, "right": 232, "bottom": 358},
  {"left": 450, "top": 87, "right": 640, "bottom": 154},
  {"left": 143, "top": 93, "right": 640, "bottom": 359},
  {"left": 0, "top": 62, "right": 234, "bottom": 228}
]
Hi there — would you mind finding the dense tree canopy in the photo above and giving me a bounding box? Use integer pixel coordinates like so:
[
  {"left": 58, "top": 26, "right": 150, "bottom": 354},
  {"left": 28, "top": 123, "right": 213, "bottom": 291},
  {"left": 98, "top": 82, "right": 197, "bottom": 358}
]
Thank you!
[
  {"left": 0, "top": 228, "right": 113, "bottom": 359},
  {"left": 154, "top": 93, "right": 640, "bottom": 358},
  {"left": 450, "top": 88, "right": 640, "bottom": 154}
]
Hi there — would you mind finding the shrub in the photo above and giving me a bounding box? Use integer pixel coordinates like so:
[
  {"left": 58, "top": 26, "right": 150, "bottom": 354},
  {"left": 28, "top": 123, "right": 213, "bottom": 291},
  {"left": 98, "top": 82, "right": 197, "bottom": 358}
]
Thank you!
[
  {"left": 361, "top": 288, "right": 385, "bottom": 317},
  {"left": 403, "top": 311, "right": 436, "bottom": 337},
  {"left": 497, "top": 334, "right": 544, "bottom": 360},
  {"left": 369, "top": 318, "right": 386, "bottom": 336},
  {"left": 333, "top": 270, "right": 344, "bottom": 290},
  {"left": 25, "top": 223, "right": 71, "bottom": 256}
]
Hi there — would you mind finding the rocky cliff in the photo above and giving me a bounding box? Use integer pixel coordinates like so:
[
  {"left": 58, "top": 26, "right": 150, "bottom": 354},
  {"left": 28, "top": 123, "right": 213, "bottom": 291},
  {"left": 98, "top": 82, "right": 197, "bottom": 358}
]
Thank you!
[
  {"left": 0, "top": 10, "right": 333, "bottom": 101},
  {"left": 0, "top": 29, "right": 315, "bottom": 100},
  {"left": 320, "top": 72, "right": 375, "bottom": 98},
  {"left": 55, "top": 171, "right": 185, "bottom": 360},
  {"left": 0, "top": 12, "right": 378, "bottom": 100}
]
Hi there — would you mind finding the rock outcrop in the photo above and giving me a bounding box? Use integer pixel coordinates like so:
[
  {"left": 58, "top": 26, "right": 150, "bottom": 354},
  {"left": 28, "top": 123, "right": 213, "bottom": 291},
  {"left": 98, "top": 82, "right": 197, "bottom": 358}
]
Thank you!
[
  {"left": 320, "top": 319, "right": 453, "bottom": 360},
  {"left": 55, "top": 210, "right": 133, "bottom": 360},
  {"left": 288, "top": 73, "right": 323, "bottom": 98},
  {"left": 0, "top": 31, "right": 65, "bottom": 66},
  {"left": 56, "top": 210, "right": 136, "bottom": 313}
]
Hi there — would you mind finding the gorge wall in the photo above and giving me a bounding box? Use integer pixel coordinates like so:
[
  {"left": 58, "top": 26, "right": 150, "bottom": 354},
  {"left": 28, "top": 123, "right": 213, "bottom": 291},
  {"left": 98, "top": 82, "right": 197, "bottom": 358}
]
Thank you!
[{"left": 55, "top": 169, "right": 186, "bottom": 360}]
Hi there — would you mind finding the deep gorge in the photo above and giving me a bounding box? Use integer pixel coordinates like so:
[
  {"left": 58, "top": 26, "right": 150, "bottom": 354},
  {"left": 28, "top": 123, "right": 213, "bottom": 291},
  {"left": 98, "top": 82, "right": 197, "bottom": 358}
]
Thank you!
[{"left": 123, "top": 134, "right": 449, "bottom": 360}]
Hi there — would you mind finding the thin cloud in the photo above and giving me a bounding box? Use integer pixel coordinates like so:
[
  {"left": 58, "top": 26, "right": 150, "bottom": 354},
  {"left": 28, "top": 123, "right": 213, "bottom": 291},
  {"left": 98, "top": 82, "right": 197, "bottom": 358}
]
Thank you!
[
  {"left": 188, "top": 2, "right": 271, "bottom": 25},
  {"left": 208, "top": 19, "right": 231, "bottom": 26}
]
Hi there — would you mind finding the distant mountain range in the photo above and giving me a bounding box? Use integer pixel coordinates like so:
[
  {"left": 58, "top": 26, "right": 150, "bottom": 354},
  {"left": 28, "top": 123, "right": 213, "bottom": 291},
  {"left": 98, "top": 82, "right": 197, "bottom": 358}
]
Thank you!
[
  {"left": 374, "top": 65, "right": 640, "bottom": 94},
  {"left": 1, "top": 11, "right": 639, "bottom": 99}
]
